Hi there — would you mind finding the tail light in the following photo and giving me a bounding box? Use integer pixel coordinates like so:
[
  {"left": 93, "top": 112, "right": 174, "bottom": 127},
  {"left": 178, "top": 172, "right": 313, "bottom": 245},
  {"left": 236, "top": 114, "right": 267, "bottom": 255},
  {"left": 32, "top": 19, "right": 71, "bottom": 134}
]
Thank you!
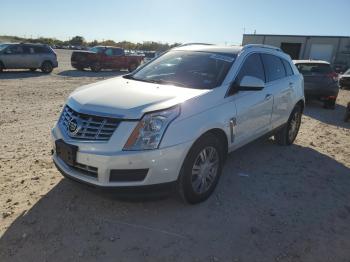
[{"left": 327, "top": 72, "right": 338, "bottom": 81}]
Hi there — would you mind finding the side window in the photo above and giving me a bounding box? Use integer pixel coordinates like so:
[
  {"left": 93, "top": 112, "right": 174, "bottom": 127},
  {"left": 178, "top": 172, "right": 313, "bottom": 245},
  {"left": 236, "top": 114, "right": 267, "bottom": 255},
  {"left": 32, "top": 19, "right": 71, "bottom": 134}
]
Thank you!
[
  {"left": 33, "top": 46, "right": 51, "bottom": 54},
  {"left": 105, "top": 48, "right": 114, "bottom": 56},
  {"left": 5, "top": 45, "right": 23, "bottom": 54},
  {"left": 282, "top": 59, "right": 294, "bottom": 76},
  {"left": 23, "top": 46, "right": 35, "bottom": 54},
  {"left": 235, "top": 53, "right": 265, "bottom": 84},
  {"left": 113, "top": 48, "right": 124, "bottom": 56},
  {"left": 261, "top": 54, "right": 286, "bottom": 82}
]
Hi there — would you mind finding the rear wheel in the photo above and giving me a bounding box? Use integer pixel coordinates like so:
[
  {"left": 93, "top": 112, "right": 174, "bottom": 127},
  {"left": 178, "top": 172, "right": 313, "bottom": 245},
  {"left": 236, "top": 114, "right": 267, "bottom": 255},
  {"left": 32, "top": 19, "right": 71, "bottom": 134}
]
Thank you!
[
  {"left": 91, "top": 62, "right": 101, "bottom": 72},
  {"left": 275, "top": 104, "right": 302, "bottom": 146},
  {"left": 41, "top": 61, "right": 53, "bottom": 73},
  {"left": 177, "top": 134, "right": 223, "bottom": 204},
  {"left": 323, "top": 99, "right": 336, "bottom": 110}
]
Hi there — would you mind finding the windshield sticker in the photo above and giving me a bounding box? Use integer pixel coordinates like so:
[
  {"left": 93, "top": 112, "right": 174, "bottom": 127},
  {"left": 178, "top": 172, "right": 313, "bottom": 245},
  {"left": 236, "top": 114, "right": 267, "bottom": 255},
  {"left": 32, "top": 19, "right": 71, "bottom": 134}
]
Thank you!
[{"left": 210, "top": 54, "right": 235, "bottom": 63}]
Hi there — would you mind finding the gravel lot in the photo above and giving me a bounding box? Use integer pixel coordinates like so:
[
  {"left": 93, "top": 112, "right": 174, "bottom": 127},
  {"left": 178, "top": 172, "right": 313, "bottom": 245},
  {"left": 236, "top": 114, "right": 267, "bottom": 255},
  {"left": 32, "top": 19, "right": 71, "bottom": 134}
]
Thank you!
[{"left": 0, "top": 49, "right": 350, "bottom": 262}]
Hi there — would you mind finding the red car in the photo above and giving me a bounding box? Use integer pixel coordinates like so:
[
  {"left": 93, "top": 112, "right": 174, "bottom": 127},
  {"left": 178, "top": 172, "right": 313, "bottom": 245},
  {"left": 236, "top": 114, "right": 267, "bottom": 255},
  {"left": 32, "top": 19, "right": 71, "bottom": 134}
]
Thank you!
[{"left": 71, "top": 46, "right": 143, "bottom": 72}]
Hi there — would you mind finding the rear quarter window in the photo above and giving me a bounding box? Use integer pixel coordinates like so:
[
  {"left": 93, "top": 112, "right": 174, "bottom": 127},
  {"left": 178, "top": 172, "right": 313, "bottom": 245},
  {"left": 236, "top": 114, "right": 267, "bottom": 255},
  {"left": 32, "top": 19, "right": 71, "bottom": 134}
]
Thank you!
[
  {"left": 261, "top": 54, "right": 286, "bottom": 82},
  {"left": 33, "top": 46, "right": 52, "bottom": 54},
  {"left": 282, "top": 59, "right": 294, "bottom": 76}
]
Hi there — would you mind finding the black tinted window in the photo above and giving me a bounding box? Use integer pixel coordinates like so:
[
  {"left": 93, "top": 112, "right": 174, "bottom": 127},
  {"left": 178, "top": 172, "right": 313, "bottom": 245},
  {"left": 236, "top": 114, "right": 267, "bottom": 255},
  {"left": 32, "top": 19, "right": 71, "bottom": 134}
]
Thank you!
[
  {"left": 33, "top": 46, "right": 51, "bottom": 54},
  {"left": 261, "top": 54, "right": 286, "bottom": 82},
  {"left": 113, "top": 48, "right": 124, "bottom": 56},
  {"left": 282, "top": 59, "right": 294, "bottom": 76},
  {"left": 236, "top": 53, "right": 265, "bottom": 84}
]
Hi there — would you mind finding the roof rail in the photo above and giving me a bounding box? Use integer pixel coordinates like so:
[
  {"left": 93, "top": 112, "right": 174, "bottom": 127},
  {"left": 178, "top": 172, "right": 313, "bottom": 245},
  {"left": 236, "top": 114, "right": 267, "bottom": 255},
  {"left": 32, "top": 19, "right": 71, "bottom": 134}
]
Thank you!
[
  {"left": 243, "top": 44, "right": 282, "bottom": 52},
  {"left": 178, "top": 43, "right": 213, "bottom": 47}
]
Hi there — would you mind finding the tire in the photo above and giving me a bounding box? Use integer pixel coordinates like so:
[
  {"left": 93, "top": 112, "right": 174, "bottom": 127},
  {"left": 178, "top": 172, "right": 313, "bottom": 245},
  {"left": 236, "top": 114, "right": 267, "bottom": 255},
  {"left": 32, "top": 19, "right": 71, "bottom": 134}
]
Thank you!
[
  {"left": 91, "top": 62, "right": 101, "bottom": 72},
  {"left": 274, "top": 104, "right": 302, "bottom": 146},
  {"left": 323, "top": 99, "right": 336, "bottom": 110},
  {"left": 0, "top": 62, "right": 4, "bottom": 72},
  {"left": 30, "top": 68, "right": 36, "bottom": 72},
  {"left": 41, "top": 61, "right": 53, "bottom": 73},
  {"left": 128, "top": 64, "right": 137, "bottom": 72},
  {"left": 76, "top": 67, "right": 84, "bottom": 71},
  {"left": 177, "top": 134, "right": 224, "bottom": 204}
]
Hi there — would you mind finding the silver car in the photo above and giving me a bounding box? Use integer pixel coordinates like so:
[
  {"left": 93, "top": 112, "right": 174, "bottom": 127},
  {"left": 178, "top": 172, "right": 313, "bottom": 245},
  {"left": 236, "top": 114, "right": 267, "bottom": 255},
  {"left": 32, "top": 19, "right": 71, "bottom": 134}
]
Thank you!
[{"left": 0, "top": 43, "right": 58, "bottom": 73}]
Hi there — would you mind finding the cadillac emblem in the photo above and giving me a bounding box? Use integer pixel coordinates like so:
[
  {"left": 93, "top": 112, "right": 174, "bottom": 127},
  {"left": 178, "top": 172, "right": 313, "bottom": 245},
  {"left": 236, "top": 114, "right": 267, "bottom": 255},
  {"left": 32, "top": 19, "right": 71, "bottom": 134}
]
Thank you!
[{"left": 67, "top": 118, "right": 81, "bottom": 136}]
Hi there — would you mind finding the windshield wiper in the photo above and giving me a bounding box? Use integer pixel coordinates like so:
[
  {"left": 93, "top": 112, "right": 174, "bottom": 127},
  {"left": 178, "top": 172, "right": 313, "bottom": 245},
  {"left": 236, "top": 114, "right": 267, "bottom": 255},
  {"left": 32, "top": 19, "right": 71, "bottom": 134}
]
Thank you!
[{"left": 148, "top": 79, "right": 187, "bottom": 87}]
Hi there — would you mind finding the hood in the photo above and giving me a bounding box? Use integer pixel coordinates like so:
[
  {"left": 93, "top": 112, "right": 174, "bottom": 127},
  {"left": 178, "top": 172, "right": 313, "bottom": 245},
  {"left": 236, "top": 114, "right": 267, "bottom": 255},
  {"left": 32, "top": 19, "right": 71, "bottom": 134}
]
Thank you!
[{"left": 67, "top": 77, "right": 209, "bottom": 119}]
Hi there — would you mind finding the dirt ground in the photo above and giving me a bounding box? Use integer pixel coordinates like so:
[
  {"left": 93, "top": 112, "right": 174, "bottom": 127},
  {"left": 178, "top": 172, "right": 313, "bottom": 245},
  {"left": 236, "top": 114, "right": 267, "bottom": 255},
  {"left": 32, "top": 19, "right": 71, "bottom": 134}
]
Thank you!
[{"left": 0, "top": 49, "right": 350, "bottom": 262}]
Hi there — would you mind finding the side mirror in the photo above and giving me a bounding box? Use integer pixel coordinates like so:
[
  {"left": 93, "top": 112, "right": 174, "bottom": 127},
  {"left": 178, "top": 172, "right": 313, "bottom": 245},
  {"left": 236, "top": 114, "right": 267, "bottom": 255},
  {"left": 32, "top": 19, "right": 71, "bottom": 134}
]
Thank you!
[{"left": 238, "top": 76, "right": 265, "bottom": 91}]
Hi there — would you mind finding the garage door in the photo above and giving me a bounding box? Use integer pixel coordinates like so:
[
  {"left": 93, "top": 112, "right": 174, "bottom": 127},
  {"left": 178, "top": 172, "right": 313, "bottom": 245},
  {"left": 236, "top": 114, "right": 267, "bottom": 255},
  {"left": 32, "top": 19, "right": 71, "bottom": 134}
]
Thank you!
[{"left": 309, "top": 44, "right": 333, "bottom": 62}]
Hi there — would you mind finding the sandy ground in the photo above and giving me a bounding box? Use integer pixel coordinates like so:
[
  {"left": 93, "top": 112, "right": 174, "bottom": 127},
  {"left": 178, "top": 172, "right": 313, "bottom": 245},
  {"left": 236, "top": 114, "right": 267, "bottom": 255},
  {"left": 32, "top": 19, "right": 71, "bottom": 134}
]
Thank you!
[{"left": 0, "top": 49, "right": 350, "bottom": 262}]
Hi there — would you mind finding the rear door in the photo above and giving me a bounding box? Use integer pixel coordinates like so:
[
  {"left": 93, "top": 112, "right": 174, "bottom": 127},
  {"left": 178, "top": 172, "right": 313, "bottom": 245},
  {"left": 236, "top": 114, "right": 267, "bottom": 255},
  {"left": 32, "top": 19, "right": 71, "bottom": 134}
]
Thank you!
[
  {"left": 261, "top": 54, "right": 293, "bottom": 128},
  {"left": 22, "top": 45, "right": 38, "bottom": 68}
]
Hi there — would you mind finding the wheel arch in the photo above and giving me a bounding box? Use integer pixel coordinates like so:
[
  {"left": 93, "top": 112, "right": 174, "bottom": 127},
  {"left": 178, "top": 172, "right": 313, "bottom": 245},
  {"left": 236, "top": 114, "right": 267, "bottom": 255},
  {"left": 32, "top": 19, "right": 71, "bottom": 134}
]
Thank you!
[
  {"left": 296, "top": 99, "right": 305, "bottom": 113},
  {"left": 188, "top": 128, "right": 229, "bottom": 163},
  {"left": 41, "top": 60, "right": 53, "bottom": 67}
]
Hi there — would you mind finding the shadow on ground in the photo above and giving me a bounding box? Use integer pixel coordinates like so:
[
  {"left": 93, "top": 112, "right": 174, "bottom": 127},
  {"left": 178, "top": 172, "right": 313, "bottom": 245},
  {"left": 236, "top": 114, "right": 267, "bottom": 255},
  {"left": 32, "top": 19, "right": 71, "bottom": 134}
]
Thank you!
[
  {"left": 57, "top": 70, "right": 126, "bottom": 78},
  {"left": 304, "top": 99, "right": 350, "bottom": 129},
  {"left": 0, "top": 70, "right": 47, "bottom": 79},
  {"left": 1, "top": 139, "right": 350, "bottom": 262}
]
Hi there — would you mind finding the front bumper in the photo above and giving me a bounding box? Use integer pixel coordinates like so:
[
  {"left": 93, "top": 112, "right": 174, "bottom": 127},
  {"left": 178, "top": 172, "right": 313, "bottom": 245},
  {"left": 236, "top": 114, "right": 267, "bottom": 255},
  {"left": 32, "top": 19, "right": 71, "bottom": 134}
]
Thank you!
[{"left": 51, "top": 127, "right": 192, "bottom": 187}]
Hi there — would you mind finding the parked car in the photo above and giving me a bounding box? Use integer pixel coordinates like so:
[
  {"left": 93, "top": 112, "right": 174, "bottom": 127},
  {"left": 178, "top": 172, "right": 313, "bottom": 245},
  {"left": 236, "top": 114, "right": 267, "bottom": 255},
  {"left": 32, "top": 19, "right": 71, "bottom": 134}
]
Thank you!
[
  {"left": 143, "top": 51, "right": 160, "bottom": 63},
  {"left": 294, "top": 60, "right": 339, "bottom": 109},
  {"left": 339, "top": 68, "right": 350, "bottom": 89},
  {"left": 71, "top": 46, "right": 143, "bottom": 72},
  {"left": 52, "top": 44, "right": 304, "bottom": 204},
  {"left": 0, "top": 43, "right": 58, "bottom": 73}
]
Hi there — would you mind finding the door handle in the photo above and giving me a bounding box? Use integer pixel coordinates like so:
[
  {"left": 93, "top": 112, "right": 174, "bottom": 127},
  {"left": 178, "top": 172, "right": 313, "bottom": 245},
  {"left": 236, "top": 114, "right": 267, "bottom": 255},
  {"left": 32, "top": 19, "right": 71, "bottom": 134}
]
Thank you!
[{"left": 265, "top": 94, "right": 272, "bottom": 100}]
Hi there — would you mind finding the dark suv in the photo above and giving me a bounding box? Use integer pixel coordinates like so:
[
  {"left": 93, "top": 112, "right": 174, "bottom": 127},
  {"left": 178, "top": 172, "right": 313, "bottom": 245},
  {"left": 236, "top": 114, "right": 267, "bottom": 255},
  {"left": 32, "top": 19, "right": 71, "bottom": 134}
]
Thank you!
[
  {"left": 0, "top": 43, "right": 58, "bottom": 73},
  {"left": 294, "top": 60, "right": 339, "bottom": 109}
]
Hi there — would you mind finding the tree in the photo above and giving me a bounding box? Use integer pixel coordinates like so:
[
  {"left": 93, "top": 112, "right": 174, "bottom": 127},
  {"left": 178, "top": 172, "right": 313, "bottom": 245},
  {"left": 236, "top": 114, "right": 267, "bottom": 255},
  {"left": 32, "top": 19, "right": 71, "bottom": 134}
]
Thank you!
[{"left": 69, "top": 36, "right": 85, "bottom": 46}]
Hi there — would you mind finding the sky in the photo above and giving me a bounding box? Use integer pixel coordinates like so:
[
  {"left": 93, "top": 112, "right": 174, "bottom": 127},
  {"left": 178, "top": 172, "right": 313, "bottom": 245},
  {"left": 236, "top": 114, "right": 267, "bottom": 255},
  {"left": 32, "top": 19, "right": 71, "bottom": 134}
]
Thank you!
[{"left": 0, "top": 0, "right": 349, "bottom": 45}]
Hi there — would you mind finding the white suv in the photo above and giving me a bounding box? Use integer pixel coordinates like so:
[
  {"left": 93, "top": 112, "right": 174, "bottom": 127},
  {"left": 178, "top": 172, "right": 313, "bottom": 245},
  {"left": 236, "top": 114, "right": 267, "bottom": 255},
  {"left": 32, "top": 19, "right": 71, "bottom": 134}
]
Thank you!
[{"left": 52, "top": 44, "right": 304, "bottom": 204}]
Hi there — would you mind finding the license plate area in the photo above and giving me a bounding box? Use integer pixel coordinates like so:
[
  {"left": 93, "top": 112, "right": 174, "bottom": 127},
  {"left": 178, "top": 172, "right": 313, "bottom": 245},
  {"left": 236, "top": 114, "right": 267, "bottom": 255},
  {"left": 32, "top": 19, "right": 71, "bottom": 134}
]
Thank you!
[{"left": 55, "top": 139, "right": 78, "bottom": 166}]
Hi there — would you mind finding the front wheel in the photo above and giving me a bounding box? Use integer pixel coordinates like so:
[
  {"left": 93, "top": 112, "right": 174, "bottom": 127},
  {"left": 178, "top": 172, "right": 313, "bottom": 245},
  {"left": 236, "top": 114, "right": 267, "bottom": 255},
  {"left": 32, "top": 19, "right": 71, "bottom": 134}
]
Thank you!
[
  {"left": 177, "top": 134, "right": 223, "bottom": 204},
  {"left": 274, "top": 104, "right": 302, "bottom": 146}
]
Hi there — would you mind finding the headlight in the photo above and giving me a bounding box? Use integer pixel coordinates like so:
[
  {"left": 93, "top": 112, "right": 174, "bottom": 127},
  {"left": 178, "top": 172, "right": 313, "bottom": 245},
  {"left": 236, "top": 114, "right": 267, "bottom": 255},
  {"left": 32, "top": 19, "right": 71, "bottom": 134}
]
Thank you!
[{"left": 123, "top": 105, "right": 180, "bottom": 150}]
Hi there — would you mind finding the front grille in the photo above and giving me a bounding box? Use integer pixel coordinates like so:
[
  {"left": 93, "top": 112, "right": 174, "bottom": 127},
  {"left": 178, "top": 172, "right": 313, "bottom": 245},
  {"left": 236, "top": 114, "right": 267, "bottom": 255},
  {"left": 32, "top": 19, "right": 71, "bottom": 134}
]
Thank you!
[
  {"left": 59, "top": 105, "right": 120, "bottom": 141},
  {"left": 72, "top": 162, "right": 98, "bottom": 179}
]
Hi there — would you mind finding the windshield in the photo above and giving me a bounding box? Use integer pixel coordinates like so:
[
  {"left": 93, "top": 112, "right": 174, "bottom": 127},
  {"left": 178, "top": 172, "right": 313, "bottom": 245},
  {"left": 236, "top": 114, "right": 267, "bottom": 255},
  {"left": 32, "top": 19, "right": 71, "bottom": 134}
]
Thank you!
[
  {"left": 129, "top": 50, "right": 236, "bottom": 89},
  {"left": 296, "top": 63, "right": 332, "bottom": 75},
  {"left": 0, "top": 44, "right": 9, "bottom": 51},
  {"left": 89, "top": 46, "right": 105, "bottom": 53}
]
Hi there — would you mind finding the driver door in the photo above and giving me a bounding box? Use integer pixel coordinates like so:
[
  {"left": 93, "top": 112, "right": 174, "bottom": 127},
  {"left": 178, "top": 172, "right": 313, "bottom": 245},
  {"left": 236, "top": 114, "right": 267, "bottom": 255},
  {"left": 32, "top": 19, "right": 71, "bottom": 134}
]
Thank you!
[{"left": 228, "top": 53, "right": 274, "bottom": 148}]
